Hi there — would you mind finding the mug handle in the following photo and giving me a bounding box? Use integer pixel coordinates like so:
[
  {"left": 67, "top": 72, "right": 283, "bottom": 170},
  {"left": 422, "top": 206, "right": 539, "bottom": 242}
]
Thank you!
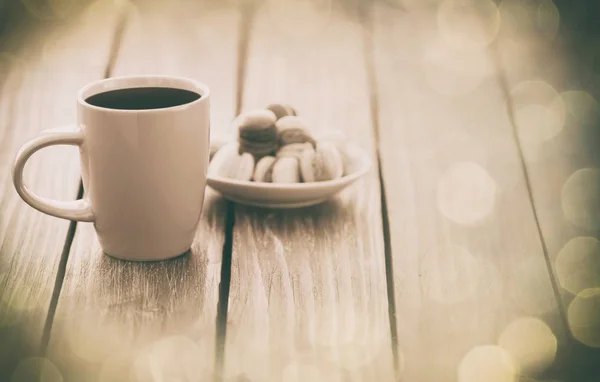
[{"left": 12, "top": 125, "right": 95, "bottom": 222}]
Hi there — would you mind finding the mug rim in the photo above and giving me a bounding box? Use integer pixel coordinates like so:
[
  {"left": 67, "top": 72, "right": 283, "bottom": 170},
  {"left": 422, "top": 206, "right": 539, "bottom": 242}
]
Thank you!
[{"left": 77, "top": 75, "right": 210, "bottom": 114}]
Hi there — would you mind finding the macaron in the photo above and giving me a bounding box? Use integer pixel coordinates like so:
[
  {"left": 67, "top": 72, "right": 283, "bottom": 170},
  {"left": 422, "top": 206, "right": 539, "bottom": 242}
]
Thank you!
[
  {"left": 253, "top": 155, "right": 277, "bottom": 182},
  {"left": 272, "top": 157, "right": 301, "bottom": 183},
  {"left": 238, "top": 140, "right": 278, "bottom": 158},
  {"left": 236, "top": 109, "right": 279, "bottom": 158},
  {"left": 275, "top": 116, "right": 316, "bottom": 148},
  {"left": 208, "top": 142, "right": 236, "bottom": 177},
  {"left": 300, "top": 142, "right": 344, "bottom": 182},
  {"left": 209, "top": 142, "right": 255, "bottom": 181},
  {"left": 266, "top": 103, "right": 297, "bottom": 120},
  {"left": 276, "top": 142, "right": 313, "bottom": 160},
  {"left": 232, "top": 152, "right": 255, "bottom": 181}
]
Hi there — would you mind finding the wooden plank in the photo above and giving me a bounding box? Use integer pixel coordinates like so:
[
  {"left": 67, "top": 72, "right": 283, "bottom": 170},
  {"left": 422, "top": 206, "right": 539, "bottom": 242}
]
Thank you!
[
  {"left": 496, "top": 0, "right": 600, "bottom": 379},
  {"left": 47, "top": 0, "right": 240, "bottom": 380},
  {"left": 0, "top": 1, "right": 119, "bottom": 379},
  {"left": 371, "top": 2, "right": 568, "bottom": 381},
  {"left": 222, "top": 2, "right": 395, "bottom": 381}
]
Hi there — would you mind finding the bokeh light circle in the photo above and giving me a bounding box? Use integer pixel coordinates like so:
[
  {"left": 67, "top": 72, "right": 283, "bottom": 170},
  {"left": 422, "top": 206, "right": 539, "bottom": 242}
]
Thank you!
[
  {"left": 510, "top": 80, "right": 565, "bottom": 143},
  {"left": 561, "top": 168, "right": 600, "bottom": 231},
  {"left": 495, "top": 37, "right": 536, "bottom": 83},
  {"left": 499, "top": 0, "right": 560, "bottom": 42},
  {"left": 437, "top": 0, "right": 500, "bottom": 50},
  {"left": 458, "top": 345, "right": 517, "bottom": 382},
  {"left": 423, "top": 37, "right": 492, "bottom": 95},
  {"left": 498, "top": 317, "right": 557, "bottom": 376},
  {"left": 567, "top": 288, "right": 600, "bottom": 348},
  {"left": 437, "top": 161, "right": 496, "bottom": 225},
  {"left": 560, "top": 91, "right": 600, "bottom": 126},
  {"left": 11, "top": 357, "right": 63, "bottom": 382},
  {"left": 499, "top": 0, "right": 533, "bottom": 38},
  {"left": 556, "top": 237, "right": 600, "bottom": 295},
  {"left": 534, "top": 0, "right": 561, "bottom": 41}
]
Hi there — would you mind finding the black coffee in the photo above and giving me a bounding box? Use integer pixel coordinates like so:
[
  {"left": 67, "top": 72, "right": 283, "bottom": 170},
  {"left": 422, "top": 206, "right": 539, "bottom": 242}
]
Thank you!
[{"left": 85, "top": 87, "right": 201, "bottom": 110}]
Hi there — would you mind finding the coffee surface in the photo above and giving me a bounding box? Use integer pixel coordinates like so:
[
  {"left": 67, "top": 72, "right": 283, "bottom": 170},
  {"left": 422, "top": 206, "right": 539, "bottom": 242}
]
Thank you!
[{"left": 85, "top": 87, "right": 201, "bottom": 110}]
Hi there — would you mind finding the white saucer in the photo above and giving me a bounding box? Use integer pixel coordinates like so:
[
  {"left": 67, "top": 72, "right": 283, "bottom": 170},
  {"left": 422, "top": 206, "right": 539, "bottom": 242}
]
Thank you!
[{"left": 206, "top": 139, "right": 371, "bottom": 209}]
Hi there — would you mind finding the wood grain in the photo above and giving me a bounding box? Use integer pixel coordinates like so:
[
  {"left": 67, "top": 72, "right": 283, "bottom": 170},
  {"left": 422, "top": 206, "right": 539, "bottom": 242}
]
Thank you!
[
  {"left": 496, "top": 1, "right": 600, "bottom": 379},
  {"left": 223, "top": 2, "right": 395, "bottom": 381},
  {"left": 371, "top": 3, "right": 567, "bottom": 381},
  {"left": 47, "top": 1, "right": 241, "bottom": 380},
  {"left": 0, "top": 1, "right": 119, "bottom": 379}
]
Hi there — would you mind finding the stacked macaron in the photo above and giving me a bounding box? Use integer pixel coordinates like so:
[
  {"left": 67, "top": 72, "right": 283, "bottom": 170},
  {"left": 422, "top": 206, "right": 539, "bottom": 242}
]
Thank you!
[
  {"left": 235, "top": 109, "right": 279, "bottom": 158},
  {"left": 211, "top": 103, "right": 346, "bottom": 183}
]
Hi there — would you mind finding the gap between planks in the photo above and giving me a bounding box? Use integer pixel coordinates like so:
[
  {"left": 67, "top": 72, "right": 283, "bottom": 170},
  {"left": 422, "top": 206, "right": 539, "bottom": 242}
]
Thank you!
[
  {"left": 39, "top": 4, "right": 131, "bottom": 355},
  {"left": 40, "top": 182, "right": 83, "bottom": 354},
  {"left": 360, "top": 2, "right": 401, "bottom": 379},
  {"left": 214, "top": 2, "right": 256, "bottom": 380},
  {"left": 489, "top": 43, "right": 570, "bottom": 336}
]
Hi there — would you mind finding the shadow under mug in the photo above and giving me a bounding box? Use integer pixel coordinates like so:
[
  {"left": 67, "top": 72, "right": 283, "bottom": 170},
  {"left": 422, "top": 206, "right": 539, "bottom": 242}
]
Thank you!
[{"left": 12, "top": 75, "right": 211, "bottom": 261}]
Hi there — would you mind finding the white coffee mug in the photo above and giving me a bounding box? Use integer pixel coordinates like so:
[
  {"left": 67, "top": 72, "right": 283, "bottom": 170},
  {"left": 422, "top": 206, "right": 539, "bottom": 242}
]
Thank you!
[{"left": 12, "top": 75, "right": 210, "bottom": 261}]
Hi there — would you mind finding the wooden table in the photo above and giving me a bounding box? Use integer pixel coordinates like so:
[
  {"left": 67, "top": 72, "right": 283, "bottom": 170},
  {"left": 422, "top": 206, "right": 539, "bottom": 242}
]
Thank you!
[{"left": 1, "top": 0, "right": 599, "bottom": 381}]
